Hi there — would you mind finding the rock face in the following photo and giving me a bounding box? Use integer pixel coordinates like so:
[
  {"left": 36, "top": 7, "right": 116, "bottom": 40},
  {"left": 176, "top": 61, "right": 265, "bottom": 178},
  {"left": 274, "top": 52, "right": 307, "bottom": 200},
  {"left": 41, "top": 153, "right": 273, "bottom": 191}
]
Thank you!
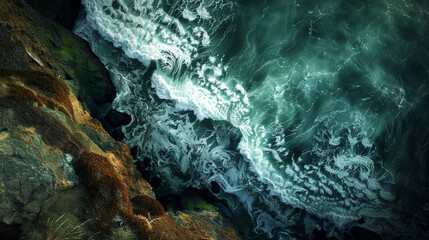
[
  {"left": 0, "top": 1, "right": 243, "bottom": 239},
  {"left": 0, "top": 69, "right": 155, "bottom": 240},
  {"left": 0, "top": 0, "right": 115, "bottom": 119},
  {"left": 0, "top": 129, "right": 78, "bottom": 230},
  {"left": 0, "top": 131, "right": 55, "bottom": 228},
  {"left": 173, "top": 210, "right": 242, "bottom": 240}
]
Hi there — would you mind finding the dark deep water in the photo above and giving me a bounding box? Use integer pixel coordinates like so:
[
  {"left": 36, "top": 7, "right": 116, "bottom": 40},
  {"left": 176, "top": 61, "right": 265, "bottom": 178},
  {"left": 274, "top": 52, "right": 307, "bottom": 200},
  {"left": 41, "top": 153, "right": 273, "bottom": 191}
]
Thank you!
[{"left": 74, "top": 0, "right": 429, "bottom": 239}]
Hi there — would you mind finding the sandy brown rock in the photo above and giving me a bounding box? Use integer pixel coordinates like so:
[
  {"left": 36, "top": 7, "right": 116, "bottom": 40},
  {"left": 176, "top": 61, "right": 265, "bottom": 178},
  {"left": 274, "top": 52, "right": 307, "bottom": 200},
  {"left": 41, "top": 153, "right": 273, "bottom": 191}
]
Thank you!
[{"left": 173, "top": 210, "right": 242, "bottom": 240}]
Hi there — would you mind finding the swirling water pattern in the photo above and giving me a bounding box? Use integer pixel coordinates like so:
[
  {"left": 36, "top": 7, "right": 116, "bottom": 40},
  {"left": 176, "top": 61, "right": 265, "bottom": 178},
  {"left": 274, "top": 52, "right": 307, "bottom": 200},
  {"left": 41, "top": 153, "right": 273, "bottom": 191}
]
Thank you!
[{"left": 75, "top": 0, "right": 429, "bottom": 238}]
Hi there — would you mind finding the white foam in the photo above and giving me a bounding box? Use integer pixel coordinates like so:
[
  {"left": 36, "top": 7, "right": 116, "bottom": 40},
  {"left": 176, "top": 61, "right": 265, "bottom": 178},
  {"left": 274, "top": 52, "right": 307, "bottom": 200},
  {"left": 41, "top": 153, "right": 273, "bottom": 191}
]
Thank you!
[{"left": 77, "top": 0, "right": 402, "bottom": 237}]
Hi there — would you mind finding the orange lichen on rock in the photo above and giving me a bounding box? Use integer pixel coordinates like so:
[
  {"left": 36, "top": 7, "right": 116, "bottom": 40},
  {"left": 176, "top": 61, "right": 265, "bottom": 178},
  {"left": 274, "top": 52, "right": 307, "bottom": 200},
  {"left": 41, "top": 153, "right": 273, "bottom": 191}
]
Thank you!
[
  {"left": 105, "top": 144, "right": 154, "bottom": 198},
  {"left": 79, "top": 151, "right": 132, "bottom": 232},
  {"left": 78, "top": 150, "right": 195, "bottom": 240},
  {"left": 0, "top": 68, "right": 167, "bottom": 239},
  {"left": 0, "top": 69, "right": 74, "bottom": 116},
  {"left": 131, "top": 195, "right": 166, "bottom": 217},
  {"left": 8, "top": 83, "right": 71, "bottom": 117},
  {"left": 119, "top": 209, "right": 154, "bottom": 238},
  {"left": 79, "top": 151, "right": 157, "bottom": 239},
  {"left": 0, "top": 98, "right": 83, "bottom": 156}
]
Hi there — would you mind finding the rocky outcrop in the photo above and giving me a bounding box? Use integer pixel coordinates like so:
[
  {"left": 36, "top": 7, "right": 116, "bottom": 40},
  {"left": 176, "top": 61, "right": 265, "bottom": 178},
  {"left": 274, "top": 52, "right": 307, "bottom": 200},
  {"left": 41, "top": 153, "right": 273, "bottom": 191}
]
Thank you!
[
  {"left": 0, "top": 128, "right": 79, "bottom": 229},
  {"left": 0, "top": 68, "right": 155, "bottom": 239},
  {"left": 0, "top": 1, "right": 243, "bottom": 239},
  {"left": 173, "top": 210, "right": 242, "bottom": 240},
  {"left": 0, "top": 0, "right": 115, "bottom": 119}
]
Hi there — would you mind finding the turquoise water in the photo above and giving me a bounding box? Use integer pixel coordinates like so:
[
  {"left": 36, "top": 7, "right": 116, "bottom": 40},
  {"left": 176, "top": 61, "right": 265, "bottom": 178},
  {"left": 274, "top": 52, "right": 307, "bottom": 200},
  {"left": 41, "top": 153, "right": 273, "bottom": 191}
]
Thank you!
[{"left": 74, "top": 0, "right": 429, "bottom": 238}]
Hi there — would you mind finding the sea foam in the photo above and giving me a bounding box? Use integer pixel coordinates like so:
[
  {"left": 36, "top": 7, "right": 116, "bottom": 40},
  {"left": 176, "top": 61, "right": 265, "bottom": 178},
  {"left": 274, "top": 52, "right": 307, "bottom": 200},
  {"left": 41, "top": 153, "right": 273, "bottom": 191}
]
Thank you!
[{"left": 75, "top": 0, "right": 429, "bottom": 239}]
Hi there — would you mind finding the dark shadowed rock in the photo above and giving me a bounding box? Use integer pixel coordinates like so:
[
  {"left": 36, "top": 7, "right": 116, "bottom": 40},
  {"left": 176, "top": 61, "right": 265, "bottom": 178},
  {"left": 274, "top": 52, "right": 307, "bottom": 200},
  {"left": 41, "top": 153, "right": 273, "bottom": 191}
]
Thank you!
[
  {"left": 101, "top": 109, "right": 132, "bottom": 141},
  {"left": 26, "top": 0, "right": 83, "bottom": 30},
  {"left": 351, "top": 226, "right": 382, "bottom": 240},
  {"left": 108, "top": 129, "right": 125, "bottom": 141},
  {"left": 105, "top": 109, "right": 132, "bottom": 128}
]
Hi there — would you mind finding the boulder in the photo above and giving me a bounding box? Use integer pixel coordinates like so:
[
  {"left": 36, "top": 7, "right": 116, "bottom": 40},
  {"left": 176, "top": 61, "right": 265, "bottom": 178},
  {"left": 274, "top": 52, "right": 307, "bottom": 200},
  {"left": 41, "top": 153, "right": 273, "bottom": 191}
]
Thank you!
[{"left": 0, "top": 128, "right": 78, "bottom": 232}]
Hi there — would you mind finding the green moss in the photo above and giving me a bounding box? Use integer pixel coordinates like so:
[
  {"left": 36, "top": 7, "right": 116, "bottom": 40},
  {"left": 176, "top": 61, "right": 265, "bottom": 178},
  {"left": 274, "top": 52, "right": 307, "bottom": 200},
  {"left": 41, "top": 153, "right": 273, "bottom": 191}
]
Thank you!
[
  {"left": 181, "top": 194, "right": 219, "bottom": 212},
  {"left": 88, "top": 60, "right": 99, "bottom": 72},
  {"left": 56, "top": 27, "right": 100, "bottom": 113},
  {"left": 58, "top": 27, "right": 85, "bottom": 65}
]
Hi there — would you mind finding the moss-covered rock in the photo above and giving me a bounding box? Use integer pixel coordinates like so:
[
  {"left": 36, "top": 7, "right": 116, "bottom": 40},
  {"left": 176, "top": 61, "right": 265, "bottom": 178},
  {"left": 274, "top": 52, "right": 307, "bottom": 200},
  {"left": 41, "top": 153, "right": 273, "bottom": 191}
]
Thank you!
[
  {"left": 181, "top": 193, "right": 219, "bottom": 212},
  {"left": 0, "top": 106, "right": 78, "bottom": 233}
]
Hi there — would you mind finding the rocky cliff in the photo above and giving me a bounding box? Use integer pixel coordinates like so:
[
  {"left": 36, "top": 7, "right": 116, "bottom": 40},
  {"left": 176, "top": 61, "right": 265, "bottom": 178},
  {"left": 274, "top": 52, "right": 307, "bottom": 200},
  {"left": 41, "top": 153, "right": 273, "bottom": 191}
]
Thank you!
[{"left": 0, "top": 0, "right": 242, "bottom": 239}]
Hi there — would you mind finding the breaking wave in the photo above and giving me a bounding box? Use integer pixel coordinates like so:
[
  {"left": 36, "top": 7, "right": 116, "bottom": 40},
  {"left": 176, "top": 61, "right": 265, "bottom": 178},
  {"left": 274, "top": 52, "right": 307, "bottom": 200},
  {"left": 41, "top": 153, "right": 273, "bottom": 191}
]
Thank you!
[{"left": 74, "top": 0, "right": 429, "bottom": 238}]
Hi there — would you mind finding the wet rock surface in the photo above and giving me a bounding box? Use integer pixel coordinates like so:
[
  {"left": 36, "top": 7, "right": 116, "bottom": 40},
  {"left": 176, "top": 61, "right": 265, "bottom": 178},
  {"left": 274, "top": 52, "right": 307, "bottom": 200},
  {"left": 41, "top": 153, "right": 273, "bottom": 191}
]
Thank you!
[{"left": 104, "top": 109, "right": 132, "bottom": 129}]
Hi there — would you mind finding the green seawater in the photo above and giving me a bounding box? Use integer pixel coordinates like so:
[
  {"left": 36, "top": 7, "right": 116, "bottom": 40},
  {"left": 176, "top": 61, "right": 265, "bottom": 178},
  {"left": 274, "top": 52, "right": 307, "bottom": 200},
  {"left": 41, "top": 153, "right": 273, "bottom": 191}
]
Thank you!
[{"left": 74, "top": 0, "right": 429, "bottom": 239}]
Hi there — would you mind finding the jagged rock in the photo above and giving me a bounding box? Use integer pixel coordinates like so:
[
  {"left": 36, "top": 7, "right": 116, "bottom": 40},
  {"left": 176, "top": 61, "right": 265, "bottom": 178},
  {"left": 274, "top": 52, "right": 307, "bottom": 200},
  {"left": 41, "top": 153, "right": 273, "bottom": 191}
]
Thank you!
[
  {"left": 0, "top": 1, "right": 244, "bottom": 239},
  {"left": 0, "top": 72, "right": 81, "bottom": 231},
  {"left": 109, "top": 129, "right": 126, "bottom": 141},
  {"left": 0, "top": 68, "right": 156, "bottom": 239},
  {"left": 0, "top": 131, "right": 55, "bottom": 228},
  {"left": 0, "top": 128, "right": 78, "bottom": 232},
  {"left": 102, "top": 109, "right": 132, "bottom": 141},
  {"left": 0, "top": 0, "right": 115, "bottom": 119}
]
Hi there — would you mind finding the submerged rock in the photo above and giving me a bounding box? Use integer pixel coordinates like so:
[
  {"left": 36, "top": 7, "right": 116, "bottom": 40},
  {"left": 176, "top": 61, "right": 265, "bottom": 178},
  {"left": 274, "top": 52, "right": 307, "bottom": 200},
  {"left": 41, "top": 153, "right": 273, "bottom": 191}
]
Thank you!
[
  {"left": 102, "top": 109, "right": 132, "bottom": 141},
  {"left": 104, "top": 109, "right": 132, "bottom": 129}
]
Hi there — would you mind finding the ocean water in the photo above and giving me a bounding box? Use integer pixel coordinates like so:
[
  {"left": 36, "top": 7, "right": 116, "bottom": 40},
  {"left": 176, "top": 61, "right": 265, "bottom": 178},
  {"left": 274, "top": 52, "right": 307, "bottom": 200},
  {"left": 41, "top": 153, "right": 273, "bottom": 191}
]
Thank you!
[{"left": 74, "top": 0, "right": 429, "bottom": 239}]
